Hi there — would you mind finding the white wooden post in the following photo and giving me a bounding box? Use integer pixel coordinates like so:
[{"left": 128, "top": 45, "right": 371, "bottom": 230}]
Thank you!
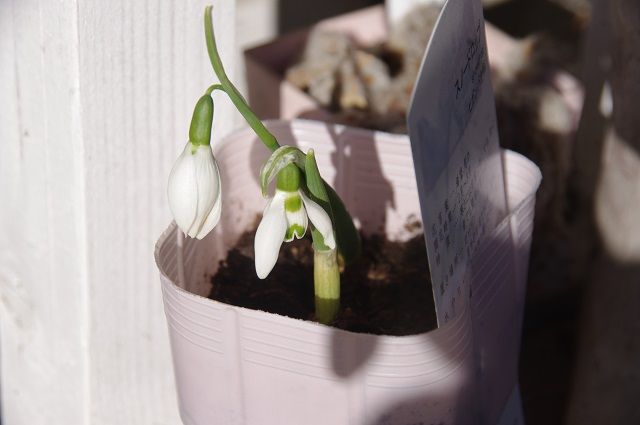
[{"left": 0, "top": 0, "right": 236, "bottom": 423}]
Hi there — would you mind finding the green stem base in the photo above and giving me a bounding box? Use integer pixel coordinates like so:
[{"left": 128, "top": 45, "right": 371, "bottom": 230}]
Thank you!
[{"left": 314, "top": 248, "right": 340, "bottom": 325}]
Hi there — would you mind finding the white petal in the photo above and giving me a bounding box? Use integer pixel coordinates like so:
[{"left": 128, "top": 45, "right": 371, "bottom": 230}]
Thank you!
[
  {"left": 300, "top": 191, "right": 336, "bottom": 249},
  {"left": 254, "top": 192, "right": 288, "bottom": 279},
  {"left": 186, "top": 145, "right": 216, "bottom": 237},
  {"left": 194, "top": 156, "right": 222, "bottom": 239},
  {"left": 282, "top": 191, "right": 308, "bottom": 242},
  {"left": 168, "top": 142, "right": 198, "bottom": 235},
  {"left": 190, "top": 146, "right": 221, "bottom": 239}
]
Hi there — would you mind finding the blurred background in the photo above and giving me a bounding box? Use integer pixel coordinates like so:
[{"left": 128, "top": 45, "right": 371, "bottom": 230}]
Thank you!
[{"left": 1, "top": 0, "right": 638, "bottom": 424}]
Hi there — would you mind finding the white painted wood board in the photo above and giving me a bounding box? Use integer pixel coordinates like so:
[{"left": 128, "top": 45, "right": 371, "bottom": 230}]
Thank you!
[{"left": 0, "top": 0, "right": 237, "bottom": 423}]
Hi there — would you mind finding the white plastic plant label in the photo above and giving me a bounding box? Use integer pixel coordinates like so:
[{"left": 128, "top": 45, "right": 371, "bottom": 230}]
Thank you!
[{"left": 407, "top": 0, "right": 509, "bottom": 325}]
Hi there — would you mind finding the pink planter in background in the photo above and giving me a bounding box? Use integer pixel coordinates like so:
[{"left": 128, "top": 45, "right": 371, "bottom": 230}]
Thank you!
[{"left": 243, "top": 5, "right": 583, "bottom": 126}]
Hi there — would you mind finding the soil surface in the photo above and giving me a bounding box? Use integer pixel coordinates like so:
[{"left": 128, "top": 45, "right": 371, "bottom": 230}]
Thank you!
[{"left": 208, "top": 228, "right": 437, "bottom": 335}]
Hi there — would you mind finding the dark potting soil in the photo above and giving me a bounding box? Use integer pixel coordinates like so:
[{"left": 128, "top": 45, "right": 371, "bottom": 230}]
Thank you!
[{"left": 208, "top": 227, "right": 437, "bottom": 335}]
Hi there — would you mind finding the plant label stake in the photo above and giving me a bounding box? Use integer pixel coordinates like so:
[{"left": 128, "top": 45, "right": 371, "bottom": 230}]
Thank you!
[
  {"left": 408, "top": 0, "right": 509, "bottom": 325},
  {"left": 407, "top": 0, "right": 524, "bottom": 424}
]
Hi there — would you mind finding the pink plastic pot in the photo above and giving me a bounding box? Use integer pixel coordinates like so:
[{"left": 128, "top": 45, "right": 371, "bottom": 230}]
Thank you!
[{"left": 155, "top": 120, "right": 541, "bottom": 425}]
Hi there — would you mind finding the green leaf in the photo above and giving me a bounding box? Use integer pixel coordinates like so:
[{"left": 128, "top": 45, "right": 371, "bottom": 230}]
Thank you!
[
  {"left": 259, "top": 146, "right": 306, "bottom": 196},
  {"left": 326, "top": 184, "right": 361, "bottom": 264},
  {"left": 310, "top": 228, "right": 330, "bottom": 251},
  {"left": 304, "top": 150, "right": 331, "bottom": 210},
  {"left": 305, "top": 150, "right": 360, "bottom": 263},
  {"left": 304, "top": 151, "right": 333, "bottom": 252}
]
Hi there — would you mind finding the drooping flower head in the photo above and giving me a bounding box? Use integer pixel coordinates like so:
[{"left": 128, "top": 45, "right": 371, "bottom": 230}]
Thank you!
[
  {"left": 167, "top": 94, "right": 222, "bottom": 239},
  {"left": 253, "top": 149, "right": 337, "bottom": 279},
  {"left": 254, "top": 176, "right": 335, "bottom": 279}
]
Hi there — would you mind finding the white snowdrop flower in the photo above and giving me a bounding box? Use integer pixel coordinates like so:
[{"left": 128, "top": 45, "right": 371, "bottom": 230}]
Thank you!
[
  {"left": 167, "top": 141, "right": 222, "bottom": 239},
  {"left": 254, "top": 189, "right": 335, "bottom": 279}
]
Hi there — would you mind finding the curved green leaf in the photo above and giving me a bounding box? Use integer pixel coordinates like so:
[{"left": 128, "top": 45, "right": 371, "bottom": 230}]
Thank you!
[
  {"left": 304, "top": 150, "right": 360, "bottom": 262},
  {"left": 326, "top": 184, "right": 361, "bottom": 264}
]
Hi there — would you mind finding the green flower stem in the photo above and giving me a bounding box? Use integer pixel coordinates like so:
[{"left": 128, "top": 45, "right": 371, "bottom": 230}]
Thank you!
[
  {"left": 306, "top": 149, "right": 340, "bottom": 322},
  {"left": 304, "top": 150, "right": 332, "bottom": 218},
  {"left": 205, "top": 83, "right": 225, "bottom": 95},
  {"left": 204, "top": 6, "right": 279, "bottom": 152},
  {"left": 202, "top": 6, "right": 358, "bottom": 326},
  {"left": 314, "top": 248, "right": 340, "bottom": 325}
]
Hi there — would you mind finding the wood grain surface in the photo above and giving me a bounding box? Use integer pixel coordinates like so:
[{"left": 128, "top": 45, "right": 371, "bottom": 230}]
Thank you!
[{"left": 0, "top": 1, "right": 236, "bottom": 423}]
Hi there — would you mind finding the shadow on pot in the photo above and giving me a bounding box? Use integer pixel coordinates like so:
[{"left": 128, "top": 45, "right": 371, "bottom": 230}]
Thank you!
[{"left": 254, "top": 120, "right": 531, "bottom": 424}]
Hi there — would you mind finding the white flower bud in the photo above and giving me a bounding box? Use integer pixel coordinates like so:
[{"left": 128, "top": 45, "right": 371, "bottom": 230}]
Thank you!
[{"left": 167, "top": 141, "right": 222, "bottom": 239}]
